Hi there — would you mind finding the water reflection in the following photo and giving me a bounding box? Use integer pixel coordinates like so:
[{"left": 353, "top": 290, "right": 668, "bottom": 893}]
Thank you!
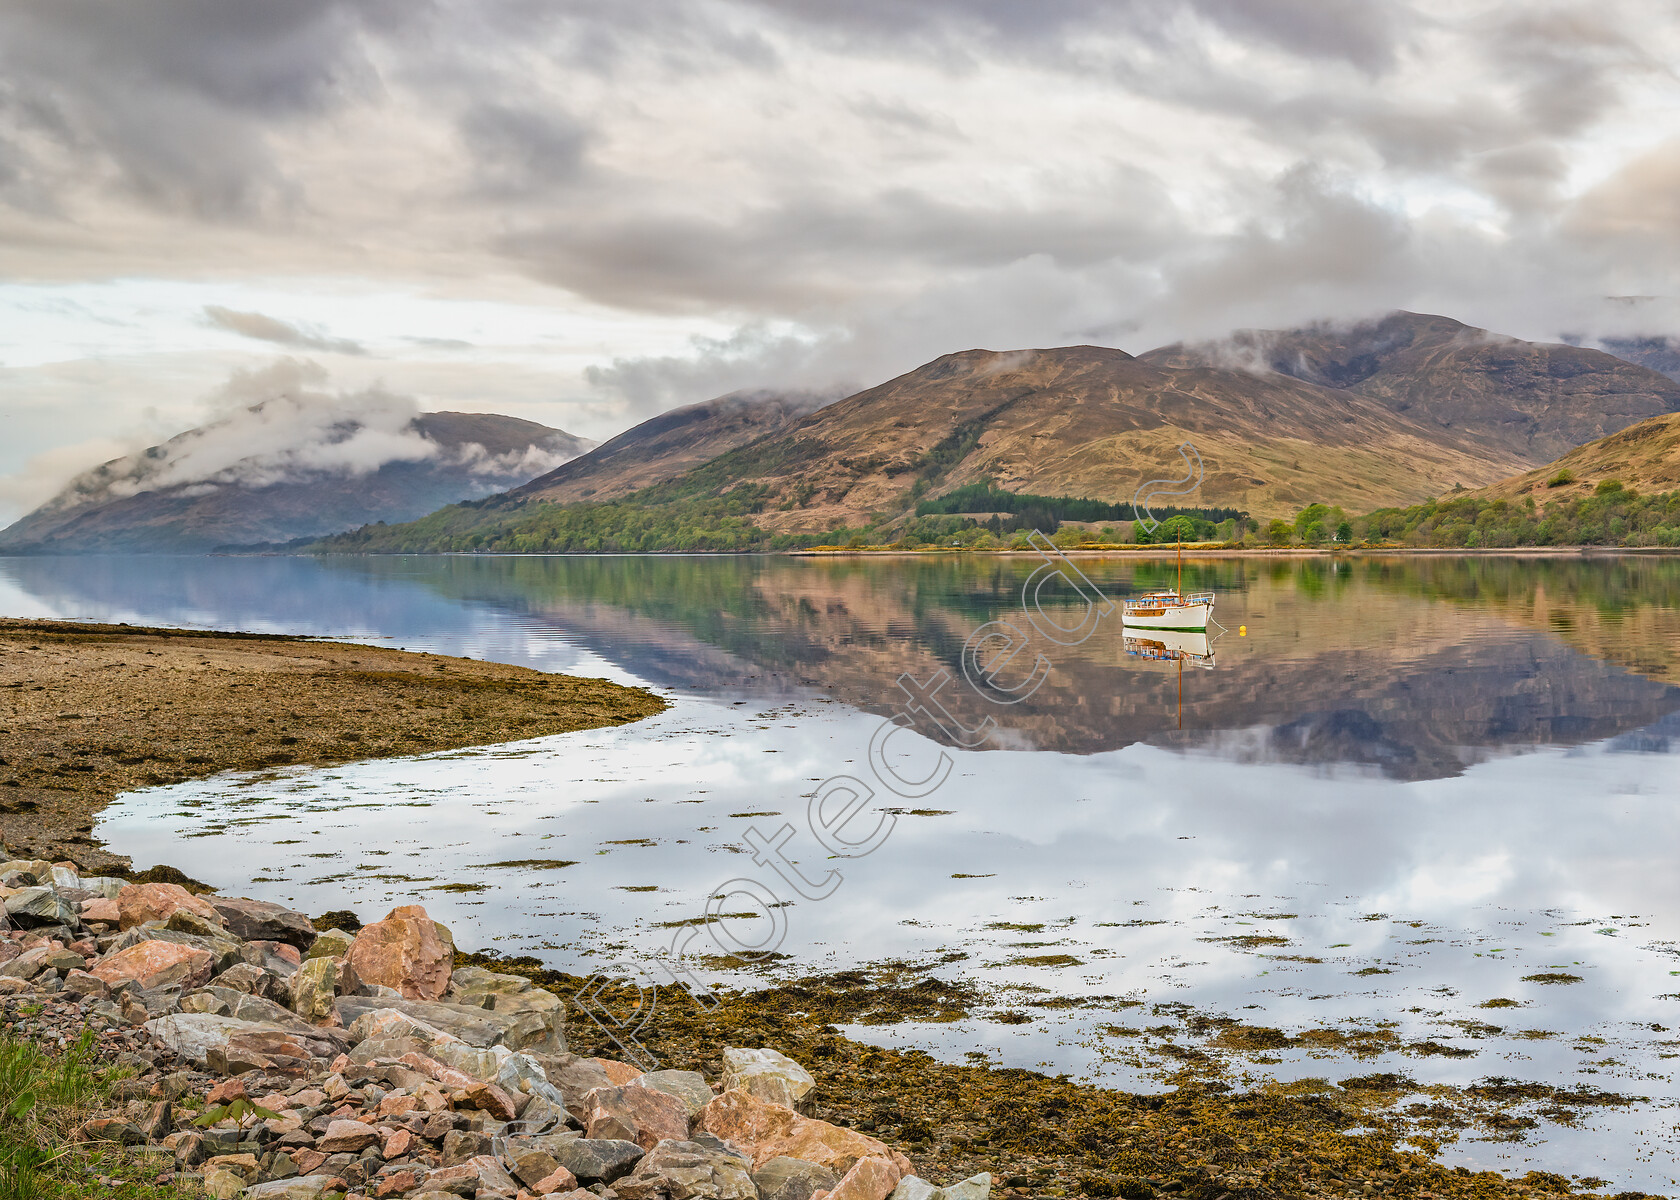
[{"left": 7, "top": 553, "right": 1677, "bottom": 779}]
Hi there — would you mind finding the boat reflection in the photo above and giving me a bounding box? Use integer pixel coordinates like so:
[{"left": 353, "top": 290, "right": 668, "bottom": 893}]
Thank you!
[{"left": 1123, "top": 628, "right": 1216, "bottom": 668}]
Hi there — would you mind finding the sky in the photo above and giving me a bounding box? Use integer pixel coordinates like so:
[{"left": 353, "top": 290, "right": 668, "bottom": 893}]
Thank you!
[{"left": 4, "top": 0, "right": 1680, "bottom": 521}]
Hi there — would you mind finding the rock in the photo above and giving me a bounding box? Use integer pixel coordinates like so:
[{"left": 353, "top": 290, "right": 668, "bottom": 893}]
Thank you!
[
  {"left": 938, "top": 1175, "right": 990, "bottom": 1200},
  {"left": 347, "top": 1006, "right": 461, "bottom": 1049},
  {"left": 244, "top": 939, "right": 305, "bottom": 976},
  {"left": 887, "top": 1179, "right": 936, "bottom": 1200},
  {"left": 550, "top": 1138, "right": 648, "bottom": 1184},
  {"left": 205, "top": 1152, "right": 261, "bottom": 1184},
  {"left": 629, "top": 1071, "right": 714, "bottom": 1118},
  {"left": 755, "top": 1158, "right": 841, "bottom": 1200},
  {"left": 694, "top": 1091, "right": 911, "bottom": 1176},
  {"left": 292, "top": 956, "right": 340, "bottom": 1022},
  {"left": 456, "top": 1079, "right": 522, "bottom": 1121},
  {"left": 449, "top": 966, "right": 565, "bottom": 1013},
  {"left": 817, "top": 1157, "right": 902, "bottom": 1200},
  {"left": 614, "top": 1138, "right": 758, "bottom": 1200},
  {"left": 208, "top": 961, "right": 290, "bottom": 1004},
  {"left": 63, "top": 969, "right": 107, "bottom": 997},
  {"left": 531, "top": 1167, "right": 584, "bottom": 1195},
  {"left": 427, "top": 1154, "right": 522, "bottom": 1198},
  {"left": 92, "top": 940, "right": 214, "bottom": 991},
  {"left": 512, "top": 1150, "right": 564, "bottom": 1188},
  {"left": 346, "top": 904, "right": 451, "bottom": 1000},
  {"left": 244, "top": 1178, "right": 349, "bottom": 1200},
  {"left": 319, "top": 1119, "right": 384, "bottom": 1154},
  {"left": 203, "top": 1164, "right": 248, "bottom": 1199},
  {"left": 116, "top": 882, "right": 221, "bottom": 930},
  {"left": 534, "top": 1055, "right": 616, "bottom": 1119},
  {"left": 80, "top": 897, "right": 121, "bottom": 924},
  {"left": 166, "top": 907, "right": 227, "bottom": 939},
  {"left": 76, "top": 1117, "right": 145, "bottom": 1144},
  {"left": 214, "top": 1027, "right": 346, "bottom": 1075},
  {"left": 721, "top": 1048, "right": 816, "bottom": 1112},
  {"left": 209, "top": 895, "right": 316, "bottom": 949},
  {"left": 595, "top": 1057, "right": 645, "bottom": 1085},
  {"left": 142, "top": 1012, "right": 343, "bottom": 1068},
  {"left": 4, "top": 886, "right": 77, "bottom": 928},
  {"left": 80, "top": 875, "right": 127, "bottom": 900},
  {"left": 0, "top": 946, "right": 55, "bottom": 980},
  {"left": 138, "top": 1098, "right": 173, "bottom": 1140},
  {"left": 306, "top": 928, "right": 355, "bottom": 960},
  {"left": 49, "top": 863, "right": 79, "bottom": 890},
  {"left": 109, "top": 924, "right": 244, "bottom": 973},
  {"left": 337, "top": 995, "right": 565, "bottom": 1053},
  {"left": 441, "top": 1128, "right": 492, "bottom": 1164},
  {"left": 584, "top": 1084, "right": 691, "bottom": 1151}
]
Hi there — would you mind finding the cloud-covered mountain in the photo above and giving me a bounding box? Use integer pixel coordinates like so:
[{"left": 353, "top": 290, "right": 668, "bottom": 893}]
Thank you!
[{"left": 0, "top": 364, "right": 591, "bottom": 553}]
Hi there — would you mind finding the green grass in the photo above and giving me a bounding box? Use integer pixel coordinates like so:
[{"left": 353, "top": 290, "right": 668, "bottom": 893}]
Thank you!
[{"left": 0, "top": 1029, "right": 199, "bottom": 1199}]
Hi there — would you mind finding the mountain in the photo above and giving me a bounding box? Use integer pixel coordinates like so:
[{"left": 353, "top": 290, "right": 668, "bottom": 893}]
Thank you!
[
  {"left": 664, "top": 342, "right": 1533, "bottom": 533},
  {"left": 1595, "top": 336, "right": 1680, "bottom": 383},
  {"left": 1140, "top": 311, "right": 1680, "bottom": 462},
  {"left": 317, "top": 311, "right": 1680, "bottom": 551},
  {"left": 1464, "top": 410, "right": 1680, "bottom": 501},
  {"left": 510, "top": 390, "right": 827, "bottom": 505},
  {"left": 0, "top": 409, "right": 591, "bottom": 554}
]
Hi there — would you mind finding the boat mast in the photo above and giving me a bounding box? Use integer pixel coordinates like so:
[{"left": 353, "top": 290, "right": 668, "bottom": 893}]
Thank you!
[{"left": 1176, "top": 537, "right": 1182, "bottom": 597}]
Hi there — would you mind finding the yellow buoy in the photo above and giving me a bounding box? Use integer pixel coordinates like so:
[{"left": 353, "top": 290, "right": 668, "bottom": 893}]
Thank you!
[{"left": 1239, "top": 625, "right": 1247, "bottom": 636}]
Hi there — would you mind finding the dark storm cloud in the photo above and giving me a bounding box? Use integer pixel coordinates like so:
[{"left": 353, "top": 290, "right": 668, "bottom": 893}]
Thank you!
[
  {"left": 203, "top": 306, "right": 366, "bottom": 355},
  {"left": 459, "top": 103, "right": 591, "bottom": 195}
]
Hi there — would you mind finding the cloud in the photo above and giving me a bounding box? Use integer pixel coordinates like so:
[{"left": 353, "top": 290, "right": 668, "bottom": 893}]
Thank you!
[
  {"left": 42, "top": 359, "right": 438, "bottom": 510},
  {"left": 204, "top": 305, "right": 366, "bottom": 354}
]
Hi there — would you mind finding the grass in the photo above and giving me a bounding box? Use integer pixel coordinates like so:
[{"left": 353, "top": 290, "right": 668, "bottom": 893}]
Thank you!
[{"left": 0, "top": 1029, "right": 199, "bottom": 1199}]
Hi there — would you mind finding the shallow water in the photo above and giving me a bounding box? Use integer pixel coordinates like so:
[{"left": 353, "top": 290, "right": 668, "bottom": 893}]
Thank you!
[{"left": 4, "top": 552, "right": 1680, "bottom": 1188}]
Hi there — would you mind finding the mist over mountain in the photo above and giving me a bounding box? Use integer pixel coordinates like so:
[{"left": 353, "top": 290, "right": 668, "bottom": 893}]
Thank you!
[{"left": 0, "top": 363, "right": 591, "bottom": 553}]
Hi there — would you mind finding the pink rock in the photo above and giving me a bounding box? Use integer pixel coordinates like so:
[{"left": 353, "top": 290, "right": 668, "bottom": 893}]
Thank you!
[
  {"left": 345, "top": 904, "right": 450, "bottom": 1000},
  {"left": 90, "top": 940, "right": 213, "bottom": 991},
  {"left": 695, "top": 1090, "right": 912, "bottom": 1176},
  {"left": 822, "top": 1157, "right": 902, "bottom": 1200},
  {"left": 115, "top": 883, "right": 221, "bottom": 931},
  {"left": 532, "top": 1168, "right": 582, "bottom": 1195},
  {"left": 81, "top": 898, "right": 120, "bottom": 924},
  {"left": 318, "top": 1119, "right": 383, "bottom": 1154},
  {"left": 583, "top": 1084, "right": 690, "bottom": 1151},
  {"left": 382, "top": 1127, "right": 414, "bottom": 1159},
  {"left": 592, "top": 1057, "right": 645, "bottom": 1085},
  {"left": 399, "top": 1051, "right": 479, "bottom": 1092}
]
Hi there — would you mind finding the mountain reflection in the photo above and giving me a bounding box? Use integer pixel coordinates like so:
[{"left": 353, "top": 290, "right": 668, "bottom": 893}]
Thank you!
[{"left": 5, "top": 552, "right": 1680, "bottom": 780}]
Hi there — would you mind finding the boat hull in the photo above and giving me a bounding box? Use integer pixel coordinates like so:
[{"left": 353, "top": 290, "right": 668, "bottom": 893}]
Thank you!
[{"left": 1121, "top": 601, "right": 1212, "bottom": 630}]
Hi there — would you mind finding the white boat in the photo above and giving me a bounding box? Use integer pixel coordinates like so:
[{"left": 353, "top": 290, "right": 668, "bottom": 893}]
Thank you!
[{"left": 1121, "top": 541, "right": 1214, "bottom": 630}]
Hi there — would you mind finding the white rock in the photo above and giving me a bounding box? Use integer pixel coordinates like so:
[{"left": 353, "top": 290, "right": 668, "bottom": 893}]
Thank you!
[
  {"left": 890, "top": 1178, "right": 938, "bottom": 1200},
  {"left": 721, "top": 1046, "right": 816, "bottom": 1109}
]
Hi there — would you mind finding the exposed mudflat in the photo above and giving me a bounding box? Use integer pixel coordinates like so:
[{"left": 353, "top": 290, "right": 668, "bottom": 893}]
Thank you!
[{"left": 0, "top": 618, "right": 666, "bottom": 870}]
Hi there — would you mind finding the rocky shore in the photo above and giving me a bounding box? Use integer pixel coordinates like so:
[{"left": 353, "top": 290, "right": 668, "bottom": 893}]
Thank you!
[{"left": 0, "top": 858, "right": 989, "bottom": 1200}]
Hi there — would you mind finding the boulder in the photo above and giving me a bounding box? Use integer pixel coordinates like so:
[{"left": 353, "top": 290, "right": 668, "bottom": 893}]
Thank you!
[
  {"left": 244, "top": 1179, "right": 348, "bottom": 1200},
  {"left": 92, "top": 940, "right": 213, "bottom": 992},
  {"left": 510, "top": 1150, "right": 565, "bottom": 1188},
  {"left": 347, "top": 1006, "right": 460, "bottom": 1049},
  {"left": 209, "top": 895, "right": 316, "bottom": 949},
  {"left": 722, "top": 1047, "right": 816, "bottom": 1111},
  {"left": 291, "top": 957, "right": 340, "bottom": 1023},
  {"left": 0, "top": 946, "right": 55, "bottom": 980},
  {"left": 213, "top": 1026, "right": 345, "bottom": 1075},
  {"left": 426, "top": 1154, "right": 521, "bottom": 1197},
  {"left": 630, "top": 1070, "right": 715, "bottom": 1118},
  {"left": 143, "top": 1012, "right": 344, "bottom": 1069},
  {"left": 695, "top": 1090, "right": 911, "bottom": 1176},
  {"left": 584, "top": 1083, "right": 691, "bottom": 1151},
  {"left": 80, "top": 897, "right": 120, "bottom": 925},
  {"left": 937, "top": 1175, "right": 991, "bottom": 1200},
  {"left": 306, "top": 928, "right": 354, "bottom": 960},
  {"left": 888, "top": 1179, "right": 937, "bottom": 1200},
  {"left": 336, "top": 994, "right": 565, "bottom": 1053},
  {"left": 815, "top": 1157, "right": 901, "bottom": 1200},
  {"left": 109, "top": 925, "right": 244, "bottom": 973},
  {"left": 80, "top": 875, "right": 127, "bottom": 900},
  {"left": 596, "top": 1057, "right": 645, "bottom": 1085},
  {"left": 318, "top": 1119, "right": 383, "bottom": 1154},
  {"left": 181, "top": 985, "right": 314, "bottom": 1030},
  {"left": 756, "top": 1159, "right": 841, "bottom": 1200},
  {"left": 614, "top": 1137, "right": 758, "bottom": 1200},
  {"left": 533, "top": 1054, "right": 615, "bottom": 1119},
  {"left": 449, "top": 965, "right": 564, "bottom": 1013},
  {"left": 549, "top": 1137, "right": 648, "bottom": 1184},
  {"left": 207, "top": 961, "right": 291, "bottom": 1004},
  {"left": 346, "top": 904, "right": 451, "bottom": 1000},
  {"left": 243, "top": 939, "right": 305, "bottom": 975},
  {"left": 116, "top": 882, "right": 220, "bottom": 930},
  {"left": 4, "top": 886, "right": 77, "bottom": 928}
]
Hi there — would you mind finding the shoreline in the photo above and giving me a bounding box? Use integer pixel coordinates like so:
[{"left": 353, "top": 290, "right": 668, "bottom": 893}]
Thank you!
[{"left": 0, "top": 619, "right": 666, "bottom": 872}]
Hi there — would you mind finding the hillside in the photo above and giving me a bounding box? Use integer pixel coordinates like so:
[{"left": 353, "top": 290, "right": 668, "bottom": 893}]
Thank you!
[
  {"left": 511, "top": 390, "right": 827, "bottom": 504},
  {"left": 0, "top": 410, "right": 591, "bottom": 554},
  {"left": 1141, "top": 311, "right": 1680, "bottom": 461},
  {"left": 1464, "top": 410, "right": 1680, "bottom": 501},
  {"left": 316, "top": 312, "right": 1680, "bottom": 553}
]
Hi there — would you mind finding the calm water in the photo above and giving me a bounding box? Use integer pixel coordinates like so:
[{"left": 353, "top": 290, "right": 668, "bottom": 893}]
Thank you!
[{"left": 5, "top": 553, "right": 1680, "bottom": 1188}]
